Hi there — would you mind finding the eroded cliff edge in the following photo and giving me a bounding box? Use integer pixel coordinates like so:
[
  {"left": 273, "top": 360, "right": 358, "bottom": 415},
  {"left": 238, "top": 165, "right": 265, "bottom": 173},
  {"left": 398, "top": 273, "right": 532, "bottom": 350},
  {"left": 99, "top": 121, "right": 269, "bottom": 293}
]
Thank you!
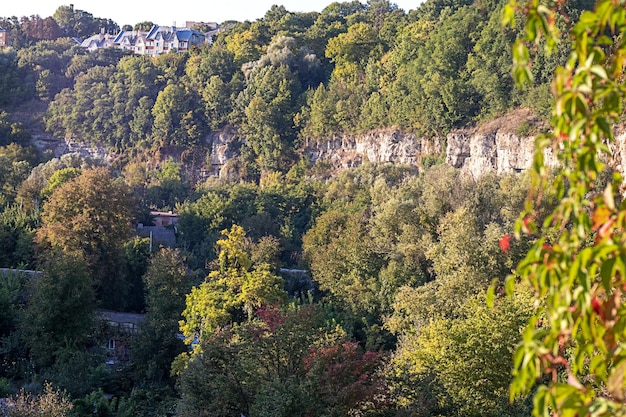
[{"left": 35, "top": 108, "right": 626, "bottom": 179}]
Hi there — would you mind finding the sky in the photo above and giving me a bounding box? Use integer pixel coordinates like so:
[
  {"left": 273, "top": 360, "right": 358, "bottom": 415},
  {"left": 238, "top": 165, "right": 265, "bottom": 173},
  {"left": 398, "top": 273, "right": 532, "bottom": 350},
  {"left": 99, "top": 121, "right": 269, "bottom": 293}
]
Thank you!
[{"left": 2, "top": 1, "right": 423, "bottom": 28}]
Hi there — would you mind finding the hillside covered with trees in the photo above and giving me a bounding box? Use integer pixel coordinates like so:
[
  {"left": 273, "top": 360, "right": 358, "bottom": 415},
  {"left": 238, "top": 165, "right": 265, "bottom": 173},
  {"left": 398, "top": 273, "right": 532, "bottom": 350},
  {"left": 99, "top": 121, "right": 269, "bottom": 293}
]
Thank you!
[
  {"left": 1, "top": 0, "right": 593, "bottom": 173},
  {"left": 0, "top": 0, "right": 618, "bottom": 416}
]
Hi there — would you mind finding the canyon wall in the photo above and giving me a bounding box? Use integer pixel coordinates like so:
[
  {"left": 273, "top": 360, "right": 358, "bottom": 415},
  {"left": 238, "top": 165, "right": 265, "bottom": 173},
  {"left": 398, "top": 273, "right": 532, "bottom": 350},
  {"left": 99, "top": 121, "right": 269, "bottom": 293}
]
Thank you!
[
  {"left": 33, "top": 111, "right": 626, "bottom": 180},
  {"left": 209, "top": 110, "right": 553, "bottom": 178},
  {"left": 302, "top": 130, "right": 442, "bottom": 172}
]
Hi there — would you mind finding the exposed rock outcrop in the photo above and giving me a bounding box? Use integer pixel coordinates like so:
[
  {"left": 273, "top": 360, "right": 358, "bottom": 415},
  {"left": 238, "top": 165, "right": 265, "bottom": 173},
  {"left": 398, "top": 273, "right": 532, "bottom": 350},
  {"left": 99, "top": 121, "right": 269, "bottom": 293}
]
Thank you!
[
  {"left": 33, "top": 108, "right": 626, "bottom": 180},
  {"left": 32, "top": 134, "right": 111, "bottom": 162},
  {"left": 446, "top": 131, "right": 558, "bottom": 178},
  {"left": 207, "top": 130, "right": 237, "bottom": 177},
  {"left": 302, "top": 130, "right": 442, "bottom": 171},
  {"left": 445, "top": 108, "right": 557, "bottom": 178},
  {"left": 204, "top": 129, "right": 444, "bottom": 178}
]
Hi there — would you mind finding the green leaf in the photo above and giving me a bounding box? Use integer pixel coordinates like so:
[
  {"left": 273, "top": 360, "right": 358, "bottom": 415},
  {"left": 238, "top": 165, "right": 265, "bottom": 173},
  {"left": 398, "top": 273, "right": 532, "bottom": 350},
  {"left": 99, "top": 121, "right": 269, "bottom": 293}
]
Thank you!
[{"left": 486, "top": 279, "right": 497, "bottom": 308}]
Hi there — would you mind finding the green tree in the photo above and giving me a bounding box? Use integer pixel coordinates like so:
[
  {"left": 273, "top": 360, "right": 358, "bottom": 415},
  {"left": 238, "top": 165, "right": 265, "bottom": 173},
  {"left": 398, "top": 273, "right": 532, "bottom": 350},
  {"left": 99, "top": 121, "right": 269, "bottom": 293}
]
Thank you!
[
  {"left": 300, "top": 84, "right": 340, "bottom": 138},
  {"left": 389, "top": 290, "right": 534, "bottom": 416},
  {"left": 40, "top": 167, "right": 81, "bottom": 200},
  {"left": 0, "top": 268, "right": 29, "bottom": 337},
  {"left": 133, "top": 248, "right": 191, "bottom": 383},
  {"left": 326, "top": 21, "right": 381, "bottom": 83},
  {"left": 224, "top": 25, "right": 264, "bottom": 65},
  {"left": 0, "top": 203, "right": 38, "bottom": 268},
  {"left": 122, "top": 236, "right": 151, "bottom": 312},
  {"left": 0, "top": 51, "right": 29, "bottom": 108},
  {"left": 236, "top": 64, "right": 302, "bottom": 171},
  {"left": 0, "top": 143, "right": 38, "bottom": 207},
  {"left": 302, "top": 207, "right": 385, "bottom": 316},
  {"left": 53, "top": 5, "right": 112, "bottom": 38},
  {"left": 152, "top": 83, "right": 207, "bottom": 148},
  {"left": 133, "top": 21, "right": 154, "bottom": 31},
  {"left": 23, "top": 252, "right": 94, "bottom": 367},
  {"left": 467, "top": 4, "right": 518, "bottom": 118}
]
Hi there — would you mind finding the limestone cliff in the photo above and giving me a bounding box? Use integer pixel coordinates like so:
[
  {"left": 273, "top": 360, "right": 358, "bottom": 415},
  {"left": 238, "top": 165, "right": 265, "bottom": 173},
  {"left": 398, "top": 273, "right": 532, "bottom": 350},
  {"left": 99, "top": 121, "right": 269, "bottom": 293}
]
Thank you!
[
  {"left": 445, "top": 108, "right": 557, "bottom": 178},
  {"left": 205, "top": 110, "right": 554, "bottom": 178},
  {"left": 445, "top": 112, "right": 626, "bottom": 179},
  {"left": 32, "top": 134, "right": 112, "bottom": 162},
  {"left": 302, "top": 130, "right": 442, "bottom": 172},
  {"left": 31, "top": 108, "right": 626, "bottom": 180},
  {"left": 445, "top": 130, "right": 558, "bottom": 178}
]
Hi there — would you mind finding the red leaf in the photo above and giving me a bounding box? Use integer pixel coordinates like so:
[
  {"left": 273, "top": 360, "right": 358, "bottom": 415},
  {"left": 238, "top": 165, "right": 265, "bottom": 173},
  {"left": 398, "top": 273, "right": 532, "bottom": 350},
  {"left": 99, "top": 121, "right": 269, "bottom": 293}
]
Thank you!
[
  {"left": 499, "top": 234, "right": 511, "bottom": 254},
  {"left": 592, "top": 297, "right": 602, "bottom": 317}
]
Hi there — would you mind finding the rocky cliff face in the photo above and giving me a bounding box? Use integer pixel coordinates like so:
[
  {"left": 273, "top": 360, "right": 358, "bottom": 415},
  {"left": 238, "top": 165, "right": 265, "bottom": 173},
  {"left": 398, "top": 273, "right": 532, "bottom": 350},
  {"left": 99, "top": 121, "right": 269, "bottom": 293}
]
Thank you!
[
  {"left": 445, "top": 131, "right": 558, "bottom": 178},
  {"left": 445, "top": 108, "right": 556, "bottom": 178},
  {"left": 207, "top": 109, "right": 559, "bottom": 178},
  {"left": 207, "top": 130, "right": 238, "bottom": 177},
  {"left": 33, "top": 109, "right": 626, "bottom": 180},
  {"left": 302, "top": 130, "right": 442, "bottom": 172},
  {"left": 205, "top": 130, "right": 444, "bottom": 178},
  {"left": 205, "top": 111, "right": 554, "bottom": 178},
  {"left": 32, "top": 134, "right": 112, "bottom": 162},
  {"left": 445, "top": 114, "right": 626, "bottom": 179}
]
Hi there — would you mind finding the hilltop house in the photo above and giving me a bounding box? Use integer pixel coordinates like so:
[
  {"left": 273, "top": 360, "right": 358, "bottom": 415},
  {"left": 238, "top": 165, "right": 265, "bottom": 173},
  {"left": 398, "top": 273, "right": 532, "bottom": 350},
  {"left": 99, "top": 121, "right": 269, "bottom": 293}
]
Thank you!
[
  {"left": 81, "top": 32, "right": 116, "bottom": 51},
  {"left": 110, "top": 25, "right": 205, "bottom": 55}
]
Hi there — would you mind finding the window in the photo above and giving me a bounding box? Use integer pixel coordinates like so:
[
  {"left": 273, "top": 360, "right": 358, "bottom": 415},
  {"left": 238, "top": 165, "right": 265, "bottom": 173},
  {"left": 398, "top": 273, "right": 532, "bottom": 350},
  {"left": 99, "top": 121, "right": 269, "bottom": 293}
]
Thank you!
[{"left": 107, "top": 338, "right": 116, "bottom": 350}]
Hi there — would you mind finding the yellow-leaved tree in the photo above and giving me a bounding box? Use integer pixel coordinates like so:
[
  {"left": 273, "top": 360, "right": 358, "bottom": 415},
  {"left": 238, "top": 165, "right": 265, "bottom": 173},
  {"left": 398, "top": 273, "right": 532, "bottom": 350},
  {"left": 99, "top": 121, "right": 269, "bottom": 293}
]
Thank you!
[{"left": 179, "top": 225, "right": 285, "bottom": 346}]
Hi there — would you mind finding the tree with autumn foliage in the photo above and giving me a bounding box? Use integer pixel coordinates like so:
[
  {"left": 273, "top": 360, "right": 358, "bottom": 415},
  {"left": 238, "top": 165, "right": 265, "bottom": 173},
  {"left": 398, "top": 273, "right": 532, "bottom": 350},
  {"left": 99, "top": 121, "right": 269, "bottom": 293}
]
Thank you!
[
  {"left": 175, "top": 304, "right": 388, "bottom": 417},
  {"left": 179, "top": 225, "right": 285, "bottom": 344},
  {"left": 35, "top": 167, "right": 133, "bottom": 309},
  {"left": 499, "top": 0, "right": 626, "bottom": 415}
]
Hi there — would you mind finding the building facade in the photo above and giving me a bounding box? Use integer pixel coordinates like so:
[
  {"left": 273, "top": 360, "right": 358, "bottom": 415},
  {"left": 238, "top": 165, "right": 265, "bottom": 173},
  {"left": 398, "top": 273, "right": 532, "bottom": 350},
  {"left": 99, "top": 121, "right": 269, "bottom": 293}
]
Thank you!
[
  {"left": 110, "top": 25, "right": 205, "bottom": 55},
  {"left": 0, "top": 27, "right": 10, "bottom": 47}
]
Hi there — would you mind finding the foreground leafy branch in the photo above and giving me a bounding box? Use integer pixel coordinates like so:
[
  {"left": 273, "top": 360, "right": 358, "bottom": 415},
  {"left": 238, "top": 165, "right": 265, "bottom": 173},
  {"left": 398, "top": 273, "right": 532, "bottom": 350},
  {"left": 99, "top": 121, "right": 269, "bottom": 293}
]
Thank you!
[{"left": 504, "top": 0, "right": 626, "bottom": 415}]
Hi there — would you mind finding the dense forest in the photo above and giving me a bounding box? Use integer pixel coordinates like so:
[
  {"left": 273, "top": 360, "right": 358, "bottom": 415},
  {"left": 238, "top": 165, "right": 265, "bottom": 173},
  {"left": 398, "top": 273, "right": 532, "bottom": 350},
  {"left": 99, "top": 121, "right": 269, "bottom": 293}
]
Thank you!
[{"left": 0, "top": 0, "right": 617, "bottom": 416}]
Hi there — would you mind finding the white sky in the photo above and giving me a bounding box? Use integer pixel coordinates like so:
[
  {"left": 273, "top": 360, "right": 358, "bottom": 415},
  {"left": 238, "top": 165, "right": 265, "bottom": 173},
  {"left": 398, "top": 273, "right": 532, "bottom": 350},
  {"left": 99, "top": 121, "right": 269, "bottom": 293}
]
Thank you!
[{"left": 2, "top": 1, "right": 423, "bottom": 27}]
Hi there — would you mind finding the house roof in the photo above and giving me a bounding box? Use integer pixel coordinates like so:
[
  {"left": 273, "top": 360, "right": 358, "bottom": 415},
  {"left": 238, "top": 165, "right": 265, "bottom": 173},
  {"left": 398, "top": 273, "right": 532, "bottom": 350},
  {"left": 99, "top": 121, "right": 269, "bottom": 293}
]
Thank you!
[
  {"left": 137, "top": 225, "right": 176, "bottom": 247},
  {"left": 113, "top": 30, "right": 147, "bottom": 44},
  {"left": 81, "top": 33, "right": 115, "bottom": 49},
  {"left": 145, "top": 25, "right": 203, "bottom": 42},
  {"left": 98, "top": 310, "right": 145, "bottom": 325},
  {"left": 175, "top": 30, "right": 196, "bottom": 41}
]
